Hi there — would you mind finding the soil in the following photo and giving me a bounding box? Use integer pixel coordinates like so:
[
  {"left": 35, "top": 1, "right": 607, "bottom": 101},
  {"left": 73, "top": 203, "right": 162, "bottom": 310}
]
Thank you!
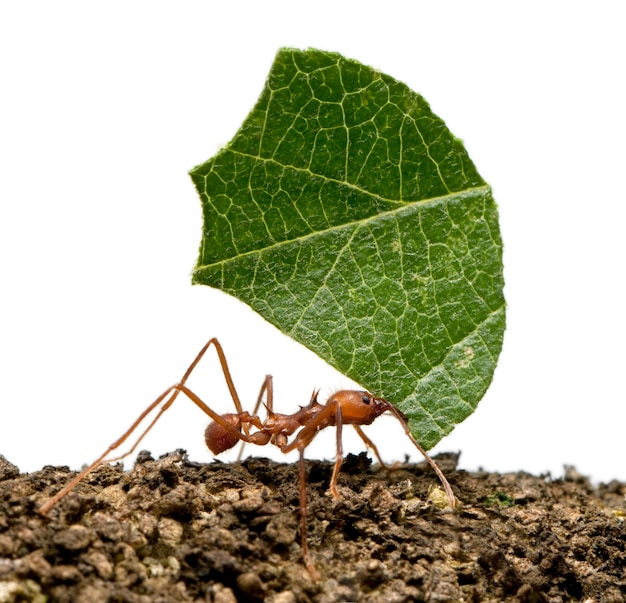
[{"left": 0, "top": 450, "right": 625, "bottom": 603}]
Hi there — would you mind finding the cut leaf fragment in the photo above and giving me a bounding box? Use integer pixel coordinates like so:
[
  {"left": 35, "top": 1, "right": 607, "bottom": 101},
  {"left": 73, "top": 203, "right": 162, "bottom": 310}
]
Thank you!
[{"left": 190, "top": 48, "right": 505, "bottom": 449}]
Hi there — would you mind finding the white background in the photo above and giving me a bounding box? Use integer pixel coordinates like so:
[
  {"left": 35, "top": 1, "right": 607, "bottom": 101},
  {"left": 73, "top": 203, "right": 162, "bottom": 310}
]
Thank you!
[{"left": 1, "top": 2, "right": 624, "bottom": 484}]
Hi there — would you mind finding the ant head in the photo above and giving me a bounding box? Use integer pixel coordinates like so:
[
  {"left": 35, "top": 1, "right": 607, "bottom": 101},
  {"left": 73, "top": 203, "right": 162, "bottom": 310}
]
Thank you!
[{"left": 328, "top": 390, "right": 393, "bottom": 425}]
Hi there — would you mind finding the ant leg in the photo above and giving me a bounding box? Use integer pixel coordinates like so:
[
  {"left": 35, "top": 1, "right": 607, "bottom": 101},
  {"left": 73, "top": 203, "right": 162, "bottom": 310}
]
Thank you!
[
  {"left": 188, "top": 338, "right": 247, "bottom": 415},
  {"left": 39, "top": 383, "right": 178, "bottom": 515},
  {"left": 281, "top": 400, "right": 345, "bottom": 499},
  {"left": 328, "top": 404, "right": 344, "bottom": 499},
  {"left": 106, "top": 337, "right": 248, "bottom": 464},
  {"left": 298, "top": 447, "right": 319, "bottom": 578},
  {"left": 292, "top": 401, "right": 344, "bottom": 574},
  {"left": 236, "top": 374, "right": 273, "bottom": 461},
  {"left": 248, "top": 375, "right": 273, "bottom": 428},
  {"left": 353, "top": 425, "right": 386, "bottom": 467},
  {"left": 40, "top": 382, "right": 267, "bottom": 515},
  {"left": 384, "top": 406, "right": 456, "bottom": 509},
  {"left": 352, "top": 425, "right": 402, "bottom": 471},
  {"left": 39, "top": 338, "right": 255, "bottom": 515}
]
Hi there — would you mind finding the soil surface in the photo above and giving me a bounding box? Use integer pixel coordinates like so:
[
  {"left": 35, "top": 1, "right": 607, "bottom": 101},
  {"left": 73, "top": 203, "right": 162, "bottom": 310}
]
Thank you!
[{"left": 0, "top": 450, "right": 625, "bottom": 603}]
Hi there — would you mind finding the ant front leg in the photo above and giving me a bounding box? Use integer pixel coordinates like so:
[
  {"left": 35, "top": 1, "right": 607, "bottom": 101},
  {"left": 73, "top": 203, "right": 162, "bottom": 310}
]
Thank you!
[
  {"left": 377, "top": 405, "right": 456, "bottom": 509},
  {"left": 352, "top": 425, "right": 401, "bottom": 470}
]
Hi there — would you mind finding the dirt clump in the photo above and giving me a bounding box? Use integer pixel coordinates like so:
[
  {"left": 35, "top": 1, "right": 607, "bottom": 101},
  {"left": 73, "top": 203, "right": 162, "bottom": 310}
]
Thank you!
[{"left": 0, "top": 451, "right": 625, "bottom": 602}]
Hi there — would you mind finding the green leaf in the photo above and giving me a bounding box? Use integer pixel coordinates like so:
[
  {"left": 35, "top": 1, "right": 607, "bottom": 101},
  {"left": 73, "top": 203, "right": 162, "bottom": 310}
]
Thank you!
[{"left": 190, "top": 48, "right": 505, "bottom": 449}]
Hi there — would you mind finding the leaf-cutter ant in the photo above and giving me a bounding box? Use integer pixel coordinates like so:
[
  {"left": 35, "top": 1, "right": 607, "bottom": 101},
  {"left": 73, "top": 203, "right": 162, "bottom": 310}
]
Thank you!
[{"left": 39, "top": 338, "right": 455, "bottom": 575}]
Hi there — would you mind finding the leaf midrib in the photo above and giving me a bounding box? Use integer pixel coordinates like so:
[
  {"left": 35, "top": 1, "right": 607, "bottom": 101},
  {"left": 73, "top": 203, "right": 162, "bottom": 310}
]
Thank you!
[
  {"left": 194, "top": 181, "right": 491, "bottom": 274},
  {"left": 226, "top": 148, "right": 460, "bottom": 206}
]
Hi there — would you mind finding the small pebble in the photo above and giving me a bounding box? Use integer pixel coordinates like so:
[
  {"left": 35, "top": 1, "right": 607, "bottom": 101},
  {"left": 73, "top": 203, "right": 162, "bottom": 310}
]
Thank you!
[
  {"left": 236, "top": 571, "right": 265, "bottom": 599},
  {"left": 52, "top": 525, "right": 95, "bottom": 551}
]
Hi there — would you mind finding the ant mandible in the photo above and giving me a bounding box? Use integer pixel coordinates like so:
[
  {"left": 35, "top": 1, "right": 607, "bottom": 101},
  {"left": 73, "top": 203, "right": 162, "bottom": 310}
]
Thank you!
[{"left": 39, "top": 337, "right": 456, "bottom": 575}]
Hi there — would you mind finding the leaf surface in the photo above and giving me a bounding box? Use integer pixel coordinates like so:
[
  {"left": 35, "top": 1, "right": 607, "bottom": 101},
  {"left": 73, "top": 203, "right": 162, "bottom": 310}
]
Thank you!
[{"left": 190, "top": 48, "right": 505, "bottom": 449}]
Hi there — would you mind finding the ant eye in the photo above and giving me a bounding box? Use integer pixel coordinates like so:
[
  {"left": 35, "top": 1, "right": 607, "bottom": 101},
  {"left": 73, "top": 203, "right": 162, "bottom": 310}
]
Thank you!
[{"left": 361, "top": 394, "right": 371, "bottom": 404}]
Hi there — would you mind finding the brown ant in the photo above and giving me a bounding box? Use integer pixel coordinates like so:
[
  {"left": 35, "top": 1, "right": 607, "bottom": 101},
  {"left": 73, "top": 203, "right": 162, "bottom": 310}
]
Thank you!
[{"left": 39, "top": 337, "right": 455, "bottom": 575}]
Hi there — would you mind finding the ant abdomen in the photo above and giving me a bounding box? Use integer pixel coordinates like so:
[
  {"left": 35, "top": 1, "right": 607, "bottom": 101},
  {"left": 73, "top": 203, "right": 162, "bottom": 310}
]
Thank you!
[{"left": 204, "top": 413, "right": 242, "bottom": 454}]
